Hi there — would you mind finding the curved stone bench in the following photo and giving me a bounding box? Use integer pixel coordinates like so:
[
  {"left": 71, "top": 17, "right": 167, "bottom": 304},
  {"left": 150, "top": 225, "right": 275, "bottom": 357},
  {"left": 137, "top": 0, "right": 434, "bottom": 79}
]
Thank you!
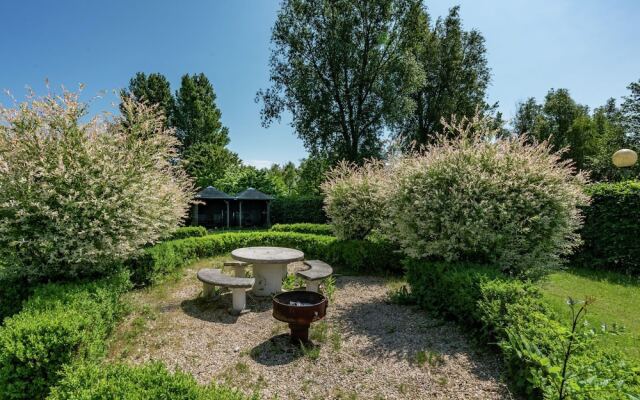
[
  {"left": 223, "top": 260, "right": 249, "bottom": 277},
  {"left": 296, "top": 260, "right": 333, "bottom": 293},
  {"left": 197, "top": 268, "right": 255, "bottom": 315}
]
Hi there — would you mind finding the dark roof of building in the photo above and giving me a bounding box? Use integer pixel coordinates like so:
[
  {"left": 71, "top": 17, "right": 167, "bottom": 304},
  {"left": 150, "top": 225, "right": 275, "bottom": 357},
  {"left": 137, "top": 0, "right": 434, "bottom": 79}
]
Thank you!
[
  {"left": 195, "top": 186, "right": 233, "bottom": 200},
  {"left": 235, "top": 187, "right": 274, "bottom": 200}
]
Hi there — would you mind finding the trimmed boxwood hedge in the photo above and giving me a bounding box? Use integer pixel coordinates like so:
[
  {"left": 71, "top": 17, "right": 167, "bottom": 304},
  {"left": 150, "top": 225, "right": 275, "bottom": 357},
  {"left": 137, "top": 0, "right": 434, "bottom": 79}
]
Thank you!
[
  {"left": 48, "top": 362, "right": 252, "bottom": 400},
  {"left": 0, "top": 273, "right": 35, "bottom": 323},
  {"left": 270, "top": 196, "right": 327, "bottom": 224},
  {"left": 0, "top": 272, "right": 131, "bottom": 400},
  {"left": 577, "top": 180, "right": 640, "bottom": 275},
  {"left": 270, "top": 223, "right": 334, "bottom": 236},
  {"left": 404, "top": 259, "right": 640, "bottom": 398},
  {"left": 167, "top": 226, "right": 208, "bottom": 241},
  {"left": 129, "top": 231, "right": 401, "bottom": 285}
]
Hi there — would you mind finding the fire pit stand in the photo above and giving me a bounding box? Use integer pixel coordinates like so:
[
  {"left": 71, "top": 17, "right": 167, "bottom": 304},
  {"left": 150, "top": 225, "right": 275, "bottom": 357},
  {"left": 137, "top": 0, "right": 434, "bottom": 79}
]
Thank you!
[{"left": 272, "top": 290, "right": 328, "bottom": 343}]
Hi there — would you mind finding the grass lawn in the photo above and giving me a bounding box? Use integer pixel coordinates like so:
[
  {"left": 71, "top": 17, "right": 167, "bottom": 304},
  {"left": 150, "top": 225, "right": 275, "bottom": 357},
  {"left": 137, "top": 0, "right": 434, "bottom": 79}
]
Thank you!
[{"left": 538, "top": 268, "right": 640, "bottom": 362}]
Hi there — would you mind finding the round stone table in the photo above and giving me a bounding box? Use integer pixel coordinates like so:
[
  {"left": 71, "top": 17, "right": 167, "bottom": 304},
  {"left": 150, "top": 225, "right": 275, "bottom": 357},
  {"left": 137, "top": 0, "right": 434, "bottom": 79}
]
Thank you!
[{"left": 231, "top": 246, "right": 304, "bottom": 296}]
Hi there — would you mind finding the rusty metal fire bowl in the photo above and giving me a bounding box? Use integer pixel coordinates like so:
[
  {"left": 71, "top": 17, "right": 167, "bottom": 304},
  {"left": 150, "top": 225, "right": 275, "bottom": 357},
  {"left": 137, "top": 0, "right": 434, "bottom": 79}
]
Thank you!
[{"left": 272, "top": 290, "right": 328, "bottom": 344}]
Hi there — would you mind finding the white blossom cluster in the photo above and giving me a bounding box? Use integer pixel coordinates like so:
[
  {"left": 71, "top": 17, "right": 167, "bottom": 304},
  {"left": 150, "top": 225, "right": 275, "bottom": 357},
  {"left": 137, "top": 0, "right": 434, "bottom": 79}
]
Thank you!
[{"left": 0, "top": 90, "right": 194, "bottom": 280}]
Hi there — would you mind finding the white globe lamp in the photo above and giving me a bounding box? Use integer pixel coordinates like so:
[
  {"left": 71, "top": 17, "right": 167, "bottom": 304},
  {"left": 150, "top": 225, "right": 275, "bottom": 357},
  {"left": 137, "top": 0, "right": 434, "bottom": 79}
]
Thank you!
[{"left": 612, "top": 149, "right": 638, "bottom": 168}]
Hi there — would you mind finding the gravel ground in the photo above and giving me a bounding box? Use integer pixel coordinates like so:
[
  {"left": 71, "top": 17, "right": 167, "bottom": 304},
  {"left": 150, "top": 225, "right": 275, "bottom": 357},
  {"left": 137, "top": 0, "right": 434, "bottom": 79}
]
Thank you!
[{"left": 109, "top": 259, "right": 513, "bottom": 400}]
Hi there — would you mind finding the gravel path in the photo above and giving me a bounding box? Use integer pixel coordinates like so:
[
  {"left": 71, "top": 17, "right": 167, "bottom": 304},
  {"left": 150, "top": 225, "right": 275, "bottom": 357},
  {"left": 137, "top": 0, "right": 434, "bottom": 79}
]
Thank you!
[{"left": 109, "top": 260, "right": 512, "bottom": 399}]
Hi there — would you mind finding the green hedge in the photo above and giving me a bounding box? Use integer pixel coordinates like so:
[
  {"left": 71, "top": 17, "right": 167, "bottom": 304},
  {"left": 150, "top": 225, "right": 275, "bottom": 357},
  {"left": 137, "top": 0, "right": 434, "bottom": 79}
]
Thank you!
[
  {"left": 48, "top": 362, "right": 252, "bottom": 400},
  {"left": 578, "top": 180, "right": 640, "bottom": 274},
  {"left": 0, "top": 272, "right": 131, "bottom": 400},
  {"left": 405, "top": 259, "right": 640, "bottom": 399},
  {"left": 129, "top": 231, "right": 401, "bottom": 285},
  {"left": 270, "top": 223, "right": 333, "bottom": 236},
  {"left": 167, "top": 226, "right": 208, "bottom": 241},
  {"left": 270, "top": 196, "right": 327, "bottom": 224},
  {"left": 0, "top": 274, "right": 35, "bottom": 324}
]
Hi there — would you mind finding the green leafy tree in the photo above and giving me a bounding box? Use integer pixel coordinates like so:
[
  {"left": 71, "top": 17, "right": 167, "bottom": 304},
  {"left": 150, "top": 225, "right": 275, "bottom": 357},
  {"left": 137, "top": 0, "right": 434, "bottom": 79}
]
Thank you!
[
  {"left": 622, "top": 79, "right": 640, "bottom": 144},
  {"left": 268, "top": 162, "right": 299, "bottom": 195},
  {"left": 296, "top": 156, "right": 331, "bottom": 196},
  {"left": 397, "top": 6, "right": 494, "bottom": 146},
  {"left": 214, "top": 166, "right": 287, "bottom": 197},
  {"left": 588, "top": 98, "right": 640, "bottom": 181},
  {"left": 174, "top": 73, "right": 230, "bottom": 149},
  {"left": 120, "top": 72, "right": 174, "bottom": 127},
  {"left": 258, "top": 0, "right": 424, "bottom": 162},
  {"left": 513, "top": 97, "right": 542, "bottom": 137},
  {"left": 182, "top": 142, "right": 241, "bottom": 189},
  {"left": 513, "top": 89, "right": 595, "bottom": 170}
]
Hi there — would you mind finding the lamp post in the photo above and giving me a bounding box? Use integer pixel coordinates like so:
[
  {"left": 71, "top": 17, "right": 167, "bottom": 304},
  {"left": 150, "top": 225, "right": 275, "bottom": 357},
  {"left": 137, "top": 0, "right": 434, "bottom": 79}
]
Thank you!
[{"left": 612, "top": 149, "right": 638, "bottom": 179}]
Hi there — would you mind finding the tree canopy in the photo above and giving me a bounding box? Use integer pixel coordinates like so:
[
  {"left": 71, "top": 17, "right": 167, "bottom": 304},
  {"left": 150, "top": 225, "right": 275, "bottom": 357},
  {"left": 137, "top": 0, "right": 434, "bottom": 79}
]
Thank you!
[
  {"left": 622, "top": 79, "right": 640, "bottom": 144},
  {"left": 120, "top": 72, "right": 175, "bottom": 127},
  {"left": 258, "top": 0, "right": 424, "bottom": 162},
  {"left": 396, "top": 6, "right": 494, "bottom": 146},
  {"left": 512, "top": 84, "right": 640, "bottom": 180},
  {"left": 174, "top": 73, "right": 231, "bottom": 149}
]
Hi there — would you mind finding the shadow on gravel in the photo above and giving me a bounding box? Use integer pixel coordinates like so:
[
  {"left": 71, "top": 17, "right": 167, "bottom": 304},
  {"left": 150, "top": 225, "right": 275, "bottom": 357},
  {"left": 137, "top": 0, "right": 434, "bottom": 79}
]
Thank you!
[
  {"left": 180, "top": 292, "right": 274, "bottom": 324},
  {"left": 333, "top": 276, "right": 505, "bottom": 386},
  {"left": 249, "top": 333, "right": 305, "bottom": 366}
]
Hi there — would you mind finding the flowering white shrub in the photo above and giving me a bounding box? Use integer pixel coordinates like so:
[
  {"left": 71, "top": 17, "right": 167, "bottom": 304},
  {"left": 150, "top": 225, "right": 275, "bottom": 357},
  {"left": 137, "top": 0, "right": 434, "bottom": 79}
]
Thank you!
[
  {"left": 0, "top": 90, "right": 194, "bottom": 281},
  {"left": 321, "top": 161, "right": 386, "bottom": 240},
  {"left": 384, "top": 115, "right": 589, "bottom": 277}
]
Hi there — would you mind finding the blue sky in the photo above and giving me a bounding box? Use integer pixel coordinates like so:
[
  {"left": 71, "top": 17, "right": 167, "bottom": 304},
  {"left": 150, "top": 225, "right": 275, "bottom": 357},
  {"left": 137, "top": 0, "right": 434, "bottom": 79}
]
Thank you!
[{"left": 1, "top": 1, "right": 638, "bottom": 167}]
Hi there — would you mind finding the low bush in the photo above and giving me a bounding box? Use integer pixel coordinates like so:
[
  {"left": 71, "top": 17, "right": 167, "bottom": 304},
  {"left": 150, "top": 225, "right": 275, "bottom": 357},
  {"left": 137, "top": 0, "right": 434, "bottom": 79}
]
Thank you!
[
  {"left": 0, "top": 272, "right": 131, "bottom": 400},
  {"left": 129, "top": 231, "right": 401, "bottom": 285},
  {"left": 270, "top": 196, "right": 327, "bottom": 224},
  {"left": 404, "top": 260, "right": 502, "bottom": 328},
  {"left": 577, "top": 180, "right": 640, "bottom": 275},
  {"left": 321, "top": 161, "right": 386, "bottom": 240},
  {"left": 0, "top": 91, "right": 193, "bottom": 282},
  {"left": 48, "top": 362, "right": 251, "bottom": 400},
  {"left": 385, "top": 116, "right": 589, "bottom": 278},
  {"left": 270, "top": 223, "right": 334, "bottom": 236},
  {"left": 405, "top": 259, "right": 640, "bottom": 399},
  {"left": 167, "top": 226, "right": 208, "bottom": 241}
]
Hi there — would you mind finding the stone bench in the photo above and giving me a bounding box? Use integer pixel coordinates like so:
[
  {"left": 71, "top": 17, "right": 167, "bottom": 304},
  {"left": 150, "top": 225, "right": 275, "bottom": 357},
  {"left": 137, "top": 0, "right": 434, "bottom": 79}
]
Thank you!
[
  {"left": 197, "top": 268, "right": 255, "bottom": 315},
  {"left": 223, "top": 260, "right": 249, "bottom": 277},
  {"left": 296, "top": 260, "right": 333, "bottom": 293}
]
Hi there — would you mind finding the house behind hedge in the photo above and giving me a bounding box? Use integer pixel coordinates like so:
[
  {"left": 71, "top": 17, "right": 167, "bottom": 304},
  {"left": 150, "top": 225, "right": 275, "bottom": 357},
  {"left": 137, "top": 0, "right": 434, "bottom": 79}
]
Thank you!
[{"left": 191, "top": 186, "right": 272, "bottom": 229}]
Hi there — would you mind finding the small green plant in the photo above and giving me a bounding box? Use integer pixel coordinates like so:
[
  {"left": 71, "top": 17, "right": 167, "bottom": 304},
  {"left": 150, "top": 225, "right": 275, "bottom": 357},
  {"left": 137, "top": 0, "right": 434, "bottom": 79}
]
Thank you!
[
  {"left": 310, "top": 321, "right": 328, "bottom": 343},
  {"left": 330, "top": 325, "right": 342, "bottom": 352},
  {"left": 387, "top": 284, "right": 415, "bottom": 305},
  {"left": 397, "top": 383, "right": 408, "bottom": 395},
  {"left": 282, "top": 274, "right": 305, "bottom": 291},
  {"left": 414, "top": 349, "right": 444, "bottom": 368},
  {"left": 300, "top": 342, "right": 321, "bottom": 361},
  {"left": 322, "top": 276, "right": 336, "bottom": 301},
  {"left": 234, "top": 362, "right": 249, "bottom": 374},
  {"left": 414, "top": 350, "right": 427, "bottom": 366}
]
